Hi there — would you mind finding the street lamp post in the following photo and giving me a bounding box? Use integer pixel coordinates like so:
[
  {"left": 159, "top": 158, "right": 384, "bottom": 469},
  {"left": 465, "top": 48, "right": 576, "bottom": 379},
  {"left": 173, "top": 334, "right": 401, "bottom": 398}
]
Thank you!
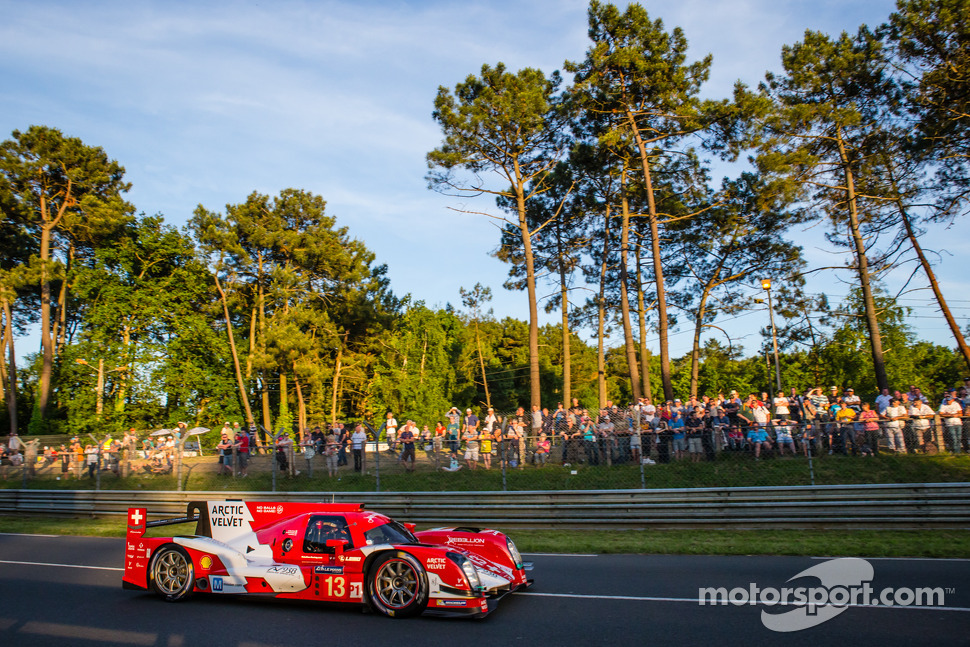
[{"left": 761, "top": 279, "right": 783, "bottom": 393}]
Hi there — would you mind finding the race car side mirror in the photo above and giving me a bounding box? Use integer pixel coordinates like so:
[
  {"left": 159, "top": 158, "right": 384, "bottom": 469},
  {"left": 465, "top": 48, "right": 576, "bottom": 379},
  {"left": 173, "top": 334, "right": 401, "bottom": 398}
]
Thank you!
[{"left": 326, "top": 539, "right": 345, "bottom": 557}]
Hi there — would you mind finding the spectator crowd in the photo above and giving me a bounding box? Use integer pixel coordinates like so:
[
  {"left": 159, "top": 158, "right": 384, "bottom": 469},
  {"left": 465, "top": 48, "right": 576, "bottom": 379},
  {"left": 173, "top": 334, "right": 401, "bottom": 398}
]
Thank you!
[{"left": 3, "top": 379, "right": 970, "bottom": 479}]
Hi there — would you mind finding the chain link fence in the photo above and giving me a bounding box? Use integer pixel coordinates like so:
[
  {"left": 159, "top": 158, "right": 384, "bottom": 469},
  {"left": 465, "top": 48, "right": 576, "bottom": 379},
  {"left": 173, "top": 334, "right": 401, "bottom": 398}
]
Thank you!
[{"left": 3, "top": 409, "right": 970, "bottom": 492}]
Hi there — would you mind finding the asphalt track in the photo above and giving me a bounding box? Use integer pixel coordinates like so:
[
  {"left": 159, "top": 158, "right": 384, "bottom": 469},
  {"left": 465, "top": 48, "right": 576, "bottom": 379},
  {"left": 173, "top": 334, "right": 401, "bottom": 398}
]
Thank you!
[{"left": 0, "top": 534, "right": 967, "bottom": 646}]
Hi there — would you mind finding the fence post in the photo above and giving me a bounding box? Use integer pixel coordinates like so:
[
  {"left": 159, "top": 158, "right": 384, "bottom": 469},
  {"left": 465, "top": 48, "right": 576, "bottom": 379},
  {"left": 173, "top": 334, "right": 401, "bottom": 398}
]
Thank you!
[
  {"left": 271, "top": 432, "right": 278, "bottom": 493},
  {"left": 636, "top": 413, "right": 646, "bottom": 489},
  {"left": 500, "top": 420, "right": 508, "bottom": 492},
  {"left": 374, "top": 427, "right": 381, "bottom": 494},
  {"left": 806, "top": 421, "right": 816, "bottom": 486}
]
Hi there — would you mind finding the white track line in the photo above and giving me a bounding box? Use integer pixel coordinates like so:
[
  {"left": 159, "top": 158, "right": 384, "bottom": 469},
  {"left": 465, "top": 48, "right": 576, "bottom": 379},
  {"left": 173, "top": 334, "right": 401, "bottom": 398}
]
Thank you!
[
  {"left": 0, "top": 559, "right": 123, "bottom": 572},
  {"left": 812, "top": 556, "right": 970, "bottom": 562},
  {"left": 518, "top": 591, "right": 970, "bottom": 612}
]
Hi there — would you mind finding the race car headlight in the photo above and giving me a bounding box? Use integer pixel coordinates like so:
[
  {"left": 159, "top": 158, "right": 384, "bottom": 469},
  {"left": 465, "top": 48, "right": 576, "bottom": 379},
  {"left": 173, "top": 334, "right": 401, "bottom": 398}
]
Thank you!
[
  {"left": 447, "top": 551, "right": 482, "bottom": 591},
  {"left": 460, "top": 559, "right": 482, "bottom": 590},
  {"left": 507, "top": 537, "right": 523, "bottom": 569}
]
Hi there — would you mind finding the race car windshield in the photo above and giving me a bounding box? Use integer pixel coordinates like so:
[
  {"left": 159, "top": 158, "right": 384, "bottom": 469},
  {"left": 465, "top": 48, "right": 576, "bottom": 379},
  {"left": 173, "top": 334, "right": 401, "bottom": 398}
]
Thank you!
[{"left": 363, "top": 521, "right": 416, "bottom": 546}]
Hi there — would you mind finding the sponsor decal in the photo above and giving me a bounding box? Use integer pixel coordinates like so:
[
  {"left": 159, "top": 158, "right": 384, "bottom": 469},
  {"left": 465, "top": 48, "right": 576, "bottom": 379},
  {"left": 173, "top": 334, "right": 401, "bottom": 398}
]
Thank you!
[
  {"left": 199, "top": 556, "right": 212, "bottom": 571},
  {"left": 426, "top": 558, "right": 447, "bottom": 571},
  {"left": 128, "top": 509, "right": 144, "bottom": 528},
  {"left": 437, "top": 600, "right": 466, "bottom": 607},
  {"left": 337, "top": 556, "right": 362, "bottom": 563},
  {"left": 445, "top": 536, "right": 485, "bottom": 545},
  {"left": 127, "top": 543, "right": 135, "bottom": 551},
  {"left": 277, "top": 505, "right": 284, "bottom": 513},
  {"left": 314, "top": 565, "right": 344, "bottom": 574},
  {"left": 466, "top": 552, "right": 514, "bottom": 580},
  {"left": 211, "top": 576, "right": 223, "bottom": 592},
  {"left": 210, "top": 503, "right": 247, "bottom": 528},
  {"left": 267, "top": 566, "right": 299, "bottom": 576},
  {"left": 284, "top": 529, "right": 298, "bottom": 537}
]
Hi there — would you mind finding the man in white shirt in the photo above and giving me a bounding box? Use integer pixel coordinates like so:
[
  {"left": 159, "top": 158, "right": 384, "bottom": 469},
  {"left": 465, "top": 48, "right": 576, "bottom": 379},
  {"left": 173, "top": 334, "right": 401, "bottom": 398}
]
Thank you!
[
  {"left": 940, "top": 396, "right": 965, "bottom": 453},
  {"left": 350, "top": 424, "right": 367, "bottom": 472},
  {"left": 882, "top": 398, "right": 908, "bottom": 453},
  {"left": 909, "top": 399, "right": 934, "bottom": 450},
  {"left": 875, "top": 388, "right": 893, "bottom": 415}
]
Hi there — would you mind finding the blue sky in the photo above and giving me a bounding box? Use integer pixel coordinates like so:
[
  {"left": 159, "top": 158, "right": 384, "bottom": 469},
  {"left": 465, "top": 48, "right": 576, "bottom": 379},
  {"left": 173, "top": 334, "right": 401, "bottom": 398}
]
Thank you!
[{"left": 3, "top": 0, "right": 967, "bottom": 363}]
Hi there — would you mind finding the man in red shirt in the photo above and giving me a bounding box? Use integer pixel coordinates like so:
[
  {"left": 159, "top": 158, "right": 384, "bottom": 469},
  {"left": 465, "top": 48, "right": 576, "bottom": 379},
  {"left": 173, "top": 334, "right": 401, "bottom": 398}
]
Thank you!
[{"left": 234, "top": 430, "right": 249, "bottom": 477}]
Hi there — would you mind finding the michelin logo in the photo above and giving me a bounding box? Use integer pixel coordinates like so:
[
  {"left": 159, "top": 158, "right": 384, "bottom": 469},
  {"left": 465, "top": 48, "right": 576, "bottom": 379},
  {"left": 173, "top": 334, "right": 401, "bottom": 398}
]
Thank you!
[{"left": 211, "top": 576, "right": 223, "bottom": 592}]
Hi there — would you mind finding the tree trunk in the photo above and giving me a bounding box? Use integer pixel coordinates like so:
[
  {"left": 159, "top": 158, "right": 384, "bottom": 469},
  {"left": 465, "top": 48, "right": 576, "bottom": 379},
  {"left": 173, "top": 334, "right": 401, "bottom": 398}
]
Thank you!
[
  {"left": 279, "top": 372, "right": 290, "bottom": 439},
  {"left": 294, "top": 364, "right": 306, "bottom": 436},
  {"left": 596, "top": 205, "right": 612, "bottom": 408},
  {"left": 53, "top": 245, "right": 72, "bottom": 356},
  {"left": 2, "top": 298, "right": 17, "bottom": 435},
  {"left": 619, "top": 178, "right": 642, "bottom": 401},
  {"left": 514, "top": 169, "right": 542, "bottom": 408},
  {"left": 474, "top": 321, "right": 491, "bottom": 408},
  {"left": 38, "top": 220, "right": 55, "bottom": 423},
  {"left": 559, "top": 264, "right": 571, "bottom": 407},
  {"left": 634, "top": 233, "right": 653, "bottom": 402},
  {"left": 214, "top": 273, "right": 255, "bottom": 427},
  {"left": 626, "top": 110, "right": 673, "bottom": 400},
  {"left": 689, "top": 287, "right": 714, "bottom": 399},
  {"left": 331, "top": 342, "right": 343, "bottom": 425},
  {"left": 838, "top": 131, "right": 889, "bottom": 391},
  {"left": 884, "top": 157, "right": 970, "bottom": 373}
]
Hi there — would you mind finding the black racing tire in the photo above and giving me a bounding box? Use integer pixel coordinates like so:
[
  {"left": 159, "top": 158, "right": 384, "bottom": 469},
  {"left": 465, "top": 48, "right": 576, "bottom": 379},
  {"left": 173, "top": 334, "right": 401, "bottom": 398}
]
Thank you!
[
  {"left": 148, "top": 544, "right": 195, "bottom": 602},
  {"left": 366, "top": 551, "right": 429, "bottom": 618}
]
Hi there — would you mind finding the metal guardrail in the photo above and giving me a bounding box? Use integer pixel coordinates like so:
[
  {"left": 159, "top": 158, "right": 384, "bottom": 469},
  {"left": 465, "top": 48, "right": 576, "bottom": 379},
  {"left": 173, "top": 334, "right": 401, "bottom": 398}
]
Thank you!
[{"left": 0, "top": 484, "right": 968, "bottom": 529}]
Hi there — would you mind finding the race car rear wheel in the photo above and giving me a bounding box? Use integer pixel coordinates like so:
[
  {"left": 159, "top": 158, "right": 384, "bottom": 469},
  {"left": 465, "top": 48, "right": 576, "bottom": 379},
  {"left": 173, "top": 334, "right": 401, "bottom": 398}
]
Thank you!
[
  {"left": 366, "top": 552, "right": 428, "bottom": 618},
  {"left": 148, "top": 544, "right": 195, "bottom": 602}
]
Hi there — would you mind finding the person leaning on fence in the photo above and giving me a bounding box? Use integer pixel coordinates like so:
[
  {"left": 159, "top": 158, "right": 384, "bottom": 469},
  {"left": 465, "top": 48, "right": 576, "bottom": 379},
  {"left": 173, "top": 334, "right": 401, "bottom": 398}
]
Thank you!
[
  {"left": 774, "top": 420, "right": 796, "bottom": 455},
  {"left": 535, "top": 432, "right": 550, "bottom": 465},
  {"left": 835, "top": 402, "right": 858, "bottom": 455},
  {"left": 481, "top": 408, "right": 496, "bottom": 469},
  {"left": 324, "top": 429, "right": 340, "bottom": 477},
  {"left": 940, "top": 394, "right": 965, "bottom": 453},
  {"left": 668, "top": 411, "right": 687, "bottom": 461},
  {"left": 684, "top": 407, "right": 704, "bottom": 463},
  {"left": 234, "top": 428, "right": 250, "bottom": 477},
  {"left": 382, "top": 411, "right": 399, "bottom": 454},
  {"left": 462, "top": 411, "right": 480, "bottom": 470},
  {"left": 908, "top": 398, "right": 934, "bottom": 451},
  {"left": 275, "top": 432, "right": 292, "bottom": 475},
  {"left": 857, "top": 402, "right": 880, "bottom": 456},
  {"left": 217, "top": 431, "right": 233, "bottom": 475},
  {"left": 398, "top": 421, "right": 417, "bottom": 472},
  {"left": 351, "top": 424, "right": 367, "bottom": 472},
  {"left": 882, "top": 398, "right": 908, "bottom": 453},
  {"left": 597, "top": 413, "right": 616, "bottom": 465},
  {"left": 746, "top": 425, "right": 772, "bottom": 459}
]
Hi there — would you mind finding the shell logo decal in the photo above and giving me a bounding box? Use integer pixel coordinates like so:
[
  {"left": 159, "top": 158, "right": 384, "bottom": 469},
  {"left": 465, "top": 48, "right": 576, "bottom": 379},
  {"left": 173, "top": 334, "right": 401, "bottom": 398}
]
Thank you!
[{"left": 199, "top": 556, "right": 213, "bottom": 570}]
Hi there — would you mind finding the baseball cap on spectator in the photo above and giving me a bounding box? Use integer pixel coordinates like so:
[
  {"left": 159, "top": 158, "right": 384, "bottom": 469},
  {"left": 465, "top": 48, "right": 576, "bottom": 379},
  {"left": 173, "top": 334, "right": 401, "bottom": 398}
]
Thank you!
[
  {"left": 830, "top": 386, "right": 838, "bottom": 390},
  {"left": 847, "top": 388, "right": 854, "bottom": 392}
]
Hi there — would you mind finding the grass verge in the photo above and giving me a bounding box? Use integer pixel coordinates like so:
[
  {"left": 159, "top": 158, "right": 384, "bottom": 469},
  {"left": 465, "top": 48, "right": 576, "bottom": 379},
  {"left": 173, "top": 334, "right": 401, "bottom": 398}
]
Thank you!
[{"left": 0, "top": 515, "right": 965, "bottom": 558}]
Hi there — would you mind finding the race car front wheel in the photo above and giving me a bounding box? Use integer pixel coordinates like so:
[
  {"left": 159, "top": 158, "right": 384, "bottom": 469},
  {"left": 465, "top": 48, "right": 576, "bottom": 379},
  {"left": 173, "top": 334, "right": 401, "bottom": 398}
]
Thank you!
[
  {"left": 148, "top": 544, "right": 195, "bottom": 602},
  {"left": 366, "top": 552, "right": 429, "bottom": 618}
]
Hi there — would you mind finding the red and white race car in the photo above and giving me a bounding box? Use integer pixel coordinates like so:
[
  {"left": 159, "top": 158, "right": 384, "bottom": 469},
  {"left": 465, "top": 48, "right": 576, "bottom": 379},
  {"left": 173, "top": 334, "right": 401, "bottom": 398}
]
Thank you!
[{"left": 122, "top": 500, "right": 532, "bottom": 618}]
